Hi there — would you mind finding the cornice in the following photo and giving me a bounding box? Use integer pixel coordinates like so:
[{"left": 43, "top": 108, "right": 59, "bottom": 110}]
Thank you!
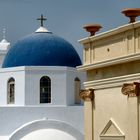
[
  {"left": 77, "top": 52, "right": 140, "bottom": 71},
  {"left": 84, "top": 73, "right": 140, "bottom": 89},
  {"left": 78, "top": 21, "right": 140, "bottom": 44}
]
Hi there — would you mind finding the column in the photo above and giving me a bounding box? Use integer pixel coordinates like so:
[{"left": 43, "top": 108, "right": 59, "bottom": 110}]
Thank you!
[
  {"left": 122, "top": 82, "right": 139, "bottom": 140},
  {"left": 80, "top": 89, "right": 94, "bottom": 140}
]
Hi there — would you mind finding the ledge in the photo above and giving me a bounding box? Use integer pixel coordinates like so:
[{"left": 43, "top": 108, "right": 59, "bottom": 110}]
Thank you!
[
  {"left": 84, "top": 73, "right": 140, "bottom": 89},
  {"left": 0, "top": 66, "right": 77, "bottom": 73},
  {"left": 77, "top": 52, "right": 140, "bottom": 71},
  {"left": 79, "top": 20, "right": 140, "bottom": 44}
]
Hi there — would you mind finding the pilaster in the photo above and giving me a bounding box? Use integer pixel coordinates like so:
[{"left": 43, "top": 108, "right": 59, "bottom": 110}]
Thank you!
[
  {"left": 121, "top": 82, "right": 140, "bottom": 140},
  {"left": 80, "top": 89, "right": 94, "bottom": 140}
]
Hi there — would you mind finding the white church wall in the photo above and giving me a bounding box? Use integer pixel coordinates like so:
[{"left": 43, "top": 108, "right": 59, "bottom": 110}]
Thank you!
[
  {"left": 0, "top": 136, "right": 8, "bottom": 140},
  {"left": 76, "top": 71, "right": 86, "bottom": 104},
  {"left": 66, "top": 69, "right": 76, "bottom": 105},
  {"left": 51, "top": 70, "right": 67, "bottom": 105},
  {"left": 0, "top": 67, "right": 25, "bottom": 106},
  {"left": 0, "top": 52, "right": 6, "bottom": 67},
  {"left": 24, "top": 66, "right": 86, "bottom": 106},
  {"left": 66, "top": 69, "right": 86, "bottom": 105},
  {"left": 0, "top": 66, "right": 85, "bottom": 139},
  {"left": 0, "top": 106, "right": 84, "bottom": 139},
  {"left": 0, "top": 66, "right": 85, "bottom": 106},
  {"left": 25, "top": 72, "right": 40, "bottom": 105},
  {"left": 20, "top": 129, "right": 77, "bottom": 140},
  {"left": 9, "top": 119, "right": 83, "bottom": 140},
  {"left": 0, "top": 38, "right": 10, "bottom": 67},
  {"left": 24, "top": 66, "right": 68, "bottom": 106},
  {"left": 0, "top": 43, "right": 10, "bottom": 51}
]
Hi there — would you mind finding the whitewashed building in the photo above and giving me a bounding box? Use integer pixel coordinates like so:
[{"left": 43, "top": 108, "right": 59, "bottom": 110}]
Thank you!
[
  {"left": 0, "top": 16, "right": 85, "bottom": 140},
  {"left": 0, "top": 29, "right": 10, "bottom": 66}
]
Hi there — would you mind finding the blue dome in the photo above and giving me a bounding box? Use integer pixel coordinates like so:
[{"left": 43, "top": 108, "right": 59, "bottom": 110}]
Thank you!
[{"left": 2, "top": 32, "right": 82, "bottom": 68}]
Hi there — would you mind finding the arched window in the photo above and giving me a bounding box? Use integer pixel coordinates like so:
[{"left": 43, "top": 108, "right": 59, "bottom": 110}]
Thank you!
[
  {"left": 40, "top": 76, "right": 51, "bottom": 103},
  {"left": 7, "top": 77, "right": 15, "bottom": 104},
  {"left": 74, "top": 77, "right": 81, "bottom": 104}
]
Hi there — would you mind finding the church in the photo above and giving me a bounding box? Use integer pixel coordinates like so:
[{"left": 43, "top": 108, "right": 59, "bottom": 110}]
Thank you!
[
  {"left": 0, "top": 15, "right": 86, "bottom": 140},
  {"left": 2, "top": 8, "right": 140, "bottom": 140}
]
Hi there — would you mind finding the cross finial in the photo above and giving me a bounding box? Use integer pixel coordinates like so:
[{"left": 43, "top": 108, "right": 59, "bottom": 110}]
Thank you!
[
  {"left": 37, "top": 14, "right": 47, "bottom": 27},
  {"left": 3, "top": 28, "right": 6, "bottom": 39}
]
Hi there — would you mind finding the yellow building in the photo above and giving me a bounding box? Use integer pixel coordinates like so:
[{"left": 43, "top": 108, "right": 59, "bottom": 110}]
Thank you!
[{"left": 78, "top": 8, "right": 140, "bottom": 140}]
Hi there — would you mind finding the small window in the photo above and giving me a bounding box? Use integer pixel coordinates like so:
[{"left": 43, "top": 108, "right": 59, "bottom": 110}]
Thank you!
[
  {"left": 74, "top": 77, "right": 81, "bottom": 104},
  {"left": 7, "top": 77, "right": 15, "bottom": 104},
  {"left": 40, "top": 76, "right": 51, "bottom": 103}
]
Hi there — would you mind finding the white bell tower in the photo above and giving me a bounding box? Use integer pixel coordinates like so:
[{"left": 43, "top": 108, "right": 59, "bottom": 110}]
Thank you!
[{"left": 0, "top": 28, "right": 10, "bottom": 66}]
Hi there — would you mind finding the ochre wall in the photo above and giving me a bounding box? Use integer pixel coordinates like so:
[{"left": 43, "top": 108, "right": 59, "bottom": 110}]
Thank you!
[{"left": 79, "top": 22, "right": 140, "bottom": 140}]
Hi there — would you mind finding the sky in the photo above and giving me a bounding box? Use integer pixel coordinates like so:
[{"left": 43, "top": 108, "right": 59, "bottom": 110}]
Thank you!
[{"left": 0, "top": 0, "right": 140, "bottom": 60}]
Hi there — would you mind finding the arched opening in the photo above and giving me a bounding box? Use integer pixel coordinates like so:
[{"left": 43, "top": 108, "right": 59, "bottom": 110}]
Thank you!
[
  {"left": 9, "top": 119, "right": 84, "bottom": 140},
  {"left": 21, "top": 129, "right": 76, "bottom": 140},
  {"left": 74, "top": 77, "right": 81, "bottom": 104},
  {"left": 7, "top": 77, "right": 15, "bottom": 104},
  {"left": 40, "top": 76, "right": 51, "bottom": 103}
]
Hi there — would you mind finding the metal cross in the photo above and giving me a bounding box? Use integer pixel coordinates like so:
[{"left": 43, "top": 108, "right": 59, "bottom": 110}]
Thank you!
[
  {"left": 3, "top": 28, "right": 6, "bottom": 39},
  {"left": 37, "top": 14, "right": 47, "bottom": 27}
]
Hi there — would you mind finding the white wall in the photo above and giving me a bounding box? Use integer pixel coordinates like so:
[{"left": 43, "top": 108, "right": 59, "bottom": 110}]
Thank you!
[
  {"left": 0, "top": 106, "right": 84, "bottom": 139},
  {"left": 9, "top": 119, "right": 84, "bottom": 140},
  {"left": 66, "top": 69, "right": 86, "bottom": 105},
  {"left": 0, "top": 66, "right": 85, "bottom": 140},
  {"left": 0, "top": 52, "right": 7, "bottom": 67},
  {"left": 21, "top": 129, "right": 77, "bottom": 140},
  {"left": 0, "top": 67, "right": 25, "bottom": 106},
  {"left": 0, "top": 66, "right": 86, "bottom": 106},
  {"left": 24, "top": 66, "right": 70, "bottom": 105},
  {"left": 0, "top": 40, "right": 10, "bottom": 67}
]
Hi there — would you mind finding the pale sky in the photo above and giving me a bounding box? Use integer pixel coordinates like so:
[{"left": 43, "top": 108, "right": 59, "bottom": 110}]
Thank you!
[{"left": 0, "top": 0, "right": 140, "bottom": 59}]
